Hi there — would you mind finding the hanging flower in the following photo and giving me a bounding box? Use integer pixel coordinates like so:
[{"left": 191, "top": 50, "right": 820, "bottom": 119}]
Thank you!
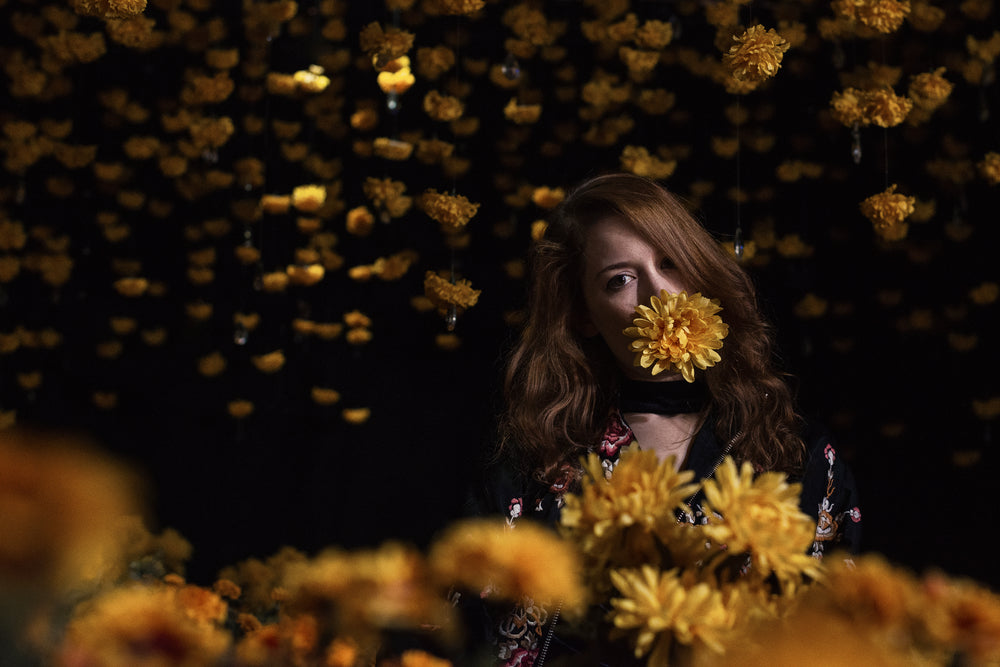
[
  {"left": 418, "top": 190, "right": 479, "bottom": 234},
  {"left": 860, "top": 184, "right": 915, "bottom": 241},
  {"left": 430, "top": 517, "right": 585, "bottom": 611},
  {"left": 620, "top": 145, "right": 677, "bottom": 180},
  {"left": 422, "top": 90, "right": 464, "bottom": 122},
  {"left": 907, "top": 67, "right": 952, "bottom": 110},
  {"left": 377, "top": 60, "right": 415, "bottom": 95},
  {"left": 531, "top": 186, "right": 565, "bottom": 209},
  {"left": 863, "top": 87, "right": 913, "bottom": 127},
  {"left": 227, "top": 400, "right": 254, "bottom": 419},
  {"left": 436, "top": 0, "right": 486, "bottom": 15},
  {"left": 359, "top": 22, "right": 415, "bottom": 66},
  {"left": 311, "top": 387, "right": 341, "bottom": 405},
  {"left": 252, "top": 350, "right": 286, "bottom": 373},
  {"left": 363, "top": 177, "right": 412, "bottom": 219},
  {"left": 635, "top": 19, "right": 674, "bottom": 49},
  {"left": 851, "top": 0, "right": 912, "bottom": 34},
  {"left": 503, "top": 98, "right": 542, "bottom": 124},
  {"left": 423, "top": 271, "right": 480, "bottom": 317},
  {"left": 977, "top": 152, "right": 1000, "bottom": 185},
  {"left": 341, "top": 408, "right": 371, "bottom": 424},
  {"left": 372, "top": 137, "right": 414, "bottom": 160},
  {"left": 623, "top": 290, "right": 729, "bottom": 382},
  {"left": 724, "top": 25, "right": 790, "bottom": 84},
  {"left": 292, "top": 184, "right": 326, "bottom": 213}
]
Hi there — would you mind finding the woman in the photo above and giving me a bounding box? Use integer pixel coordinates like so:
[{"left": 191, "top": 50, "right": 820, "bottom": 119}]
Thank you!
[{"left": 472, "top": 173, "right": 861, "bottom": 665}]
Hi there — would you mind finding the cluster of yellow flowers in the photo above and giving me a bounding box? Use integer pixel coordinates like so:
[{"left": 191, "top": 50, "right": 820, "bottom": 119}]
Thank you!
[
  {"left": 623, "top": 290, "right": 730, "bottom": 382},
  {"left": 560, "top": 449, "right": 821, "bottom": 662},
  {"left": 422, "top": 270, "right": 481, "bottom": 319}
]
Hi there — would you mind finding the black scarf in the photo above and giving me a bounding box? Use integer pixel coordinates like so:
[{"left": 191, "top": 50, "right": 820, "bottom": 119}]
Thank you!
[{"left": 618, "top": 377, "right": 708, "bottom": 416}]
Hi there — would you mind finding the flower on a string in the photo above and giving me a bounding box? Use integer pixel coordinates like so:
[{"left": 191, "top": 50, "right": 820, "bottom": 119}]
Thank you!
[
  {"left": 423, "top": 271, "right": 480, "bottom": 317},
  {"left": 435, "top": 0, "right": 487, "bottom": 15},
  {"left": 860, "top": 184, "right": 915, "bottom": 241},
  {"left": 503, "top": 98, "right": 542, "bottom": 124},
  {"left": 864, "top": 87, "right": 913, "bottom": 127},
  {"left": 531, "top": 186, "right": 565, "bottom": 209},
  {"left": 724, "top": 25, "right": 790, "bottom": 84},
  {"left": 71, "top": 0, "right": 147, "bottom": 19},
  {"left": 372, "top": 137, "right": 414, "bottom": 160},
  {"left": 418, "top": 190, "right": 479, "bottom": 234},
  {"left": 362, "top": 177, "right": 412, "bottom": 219},
  {"left": 359, "top": 22, "right": 415, "bottom": 67},
  {"left": 976, "top": 152, "right": 1000, "bottom": 185},
  {"left": 908, "top": 67, "right": 952, "bottom": 110},
  {"left": 620, "top": 145, "right": 677, "bottom": 180},
  {"left": 834, "top": 0, "right": 911, "bottom": 34},
  {"left": 422, "top": 90, "right": 464, "bottom": 122},
  {"left": 608, "top": 566, "right": 737, "bottom": 662},
  {"left": 623, "top": 290, "right": 729, "bottom": 382},
  {"left": 291, "top": 184, "right": 326, "bottom": 213}
]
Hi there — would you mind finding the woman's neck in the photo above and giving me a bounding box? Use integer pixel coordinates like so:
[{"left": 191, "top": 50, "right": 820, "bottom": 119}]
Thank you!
[{"left": 621, "top": 411, "right": 704, "bottom": 469}]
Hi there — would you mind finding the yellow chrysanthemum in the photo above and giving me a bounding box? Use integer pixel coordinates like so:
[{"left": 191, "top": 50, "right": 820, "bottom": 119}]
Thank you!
[
  {"left": 860, "top": 184, "right": 915, "bottom": 240},
  {"left": 59, "top": 585, "right": 231, "bottom": 665},
  {"left": 699, "top": 458, "right": 822, "bottom": 587},
  {"left": 422, "top": 90, "right": 464, "bottom": 122},
  {"left": 977, "top": 152, "right": 1000, "bottom": 185},
  {"left": 623, "top": 290, "right": 729, "bottom": 382},
  {"left": 423, "top": 271, "right": 480, "bottom": 316},
  {"left": 429, "top": 518, "right": 586, "bottom": 612},
  {"left": 609, "top": 566, "right": 739, "bottom": 661},
  {"left": 724, "top": 25, "right": 790, "bottom": 83},
  {"left": 282, "top": 542, "right": 451, "bottom": 636},
  {"left": 418, "top": 190, "right": 479, "bottom": 234},
  {"left": 908, "top": 67, "right": 952, "bottom": 110},
  {"left": 561, "top": 449, "right": 700, "bottom": 589},
  {"left": 620, "top": 145, "right": 677, "bottom": 180}
]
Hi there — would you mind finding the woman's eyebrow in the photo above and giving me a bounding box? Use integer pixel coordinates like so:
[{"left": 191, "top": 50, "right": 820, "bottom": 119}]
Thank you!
[{"left": 595, "top": 261, "right": 632, "bottom": 277}]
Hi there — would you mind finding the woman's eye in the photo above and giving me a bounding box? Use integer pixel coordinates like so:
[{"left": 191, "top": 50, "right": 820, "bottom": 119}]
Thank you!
[{"left": 606, "top": 274, "right": 633, "bottom": 290}]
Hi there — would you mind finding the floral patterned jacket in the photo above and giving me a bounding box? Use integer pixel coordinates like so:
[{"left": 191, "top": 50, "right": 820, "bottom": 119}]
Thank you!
[{"left": 469, "top": 409, "right": 862, "bottom": 666}]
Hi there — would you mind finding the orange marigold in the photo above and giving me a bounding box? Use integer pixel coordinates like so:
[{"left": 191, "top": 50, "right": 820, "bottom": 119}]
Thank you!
[
  {"left": 418, "top": 190, "right": 479, "bottom": 234},
  {"left": 860, "top": 184, "right": 914, "bottom": 241},
  {"left": 724, "top": 25, "right": 790, "bottom": 83}
]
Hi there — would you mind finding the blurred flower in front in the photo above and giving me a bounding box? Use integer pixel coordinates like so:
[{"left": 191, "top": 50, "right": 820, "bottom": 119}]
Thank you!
[
  {"left": 430, "top": 517, "right": 586, "bottom": 613},
  {"left": 54, "top": 584, "right": 231, "bottom": 667},
  {"left": 0, "top": 429, "right": 142, "bottom": 597}
]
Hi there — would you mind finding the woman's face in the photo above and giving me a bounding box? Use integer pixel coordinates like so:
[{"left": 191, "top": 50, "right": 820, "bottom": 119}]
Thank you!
[{"left": 579, "top": 216, "right": 688, "bottom": 381}]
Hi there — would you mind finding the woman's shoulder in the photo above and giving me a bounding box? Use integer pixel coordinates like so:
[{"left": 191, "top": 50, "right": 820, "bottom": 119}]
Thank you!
[{"left": 796, "top": 419, "right": 863, "bottom": 556}]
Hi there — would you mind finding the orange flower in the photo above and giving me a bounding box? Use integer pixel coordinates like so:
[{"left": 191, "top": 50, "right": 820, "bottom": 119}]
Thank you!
[{"left": 724, "top": 25, "right": 790, "bottom": 83}]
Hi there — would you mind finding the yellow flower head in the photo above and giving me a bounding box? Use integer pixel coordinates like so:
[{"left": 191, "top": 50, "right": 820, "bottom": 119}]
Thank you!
[
  {"left": 423, "top": 271, "right": 480, "bottom": 317},
  {"left": 620, "top": 145, "right": 677, "bottom": 180},
  {"left": 860, "top": 184, "right": 915, "bottom": 240},
  {"left": 623, "top": 290, "right": 729, "bottom": 382},
  {"left": 908, "top": 67, "right": 952, "bottom": 110},
  {"left": 503, "top": 97, "right": 543, "bottom": 124},
  {"left": 422, "top": 90, "right": 464, "bottom": 122},
  {"left": 418, "top": 190, "right": 479, "bottom": 234},
  {"left": 60, "top": 584, "right": 231, "bottom": 663},
  {"left": 561, "top": 450, "right": 700, "bottom": 589},
  {"left": 429, "top": 518, "right": 586, "bottom": 612},
  {"left": 724, "top": 25, "right": 790, "bottom": 83},
  {"left": 608, "top": 565, "right": 737, "bottom": 659},
  {"left": 700, "top": 457, "right": 822, "bottom": 587},
  {"left": 977, "top": 152, "right": 1000, "bottom": 185}
]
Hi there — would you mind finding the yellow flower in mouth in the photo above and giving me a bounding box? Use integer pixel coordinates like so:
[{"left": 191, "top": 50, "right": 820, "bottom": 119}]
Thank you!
[{"left": 623, "top": 291, "right": 729, "bottom": 382}]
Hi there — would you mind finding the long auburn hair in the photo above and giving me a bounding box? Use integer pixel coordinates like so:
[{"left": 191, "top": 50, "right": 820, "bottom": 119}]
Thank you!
[{"left": 499, "top": 173, "right": 805, "bottom": 482}]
